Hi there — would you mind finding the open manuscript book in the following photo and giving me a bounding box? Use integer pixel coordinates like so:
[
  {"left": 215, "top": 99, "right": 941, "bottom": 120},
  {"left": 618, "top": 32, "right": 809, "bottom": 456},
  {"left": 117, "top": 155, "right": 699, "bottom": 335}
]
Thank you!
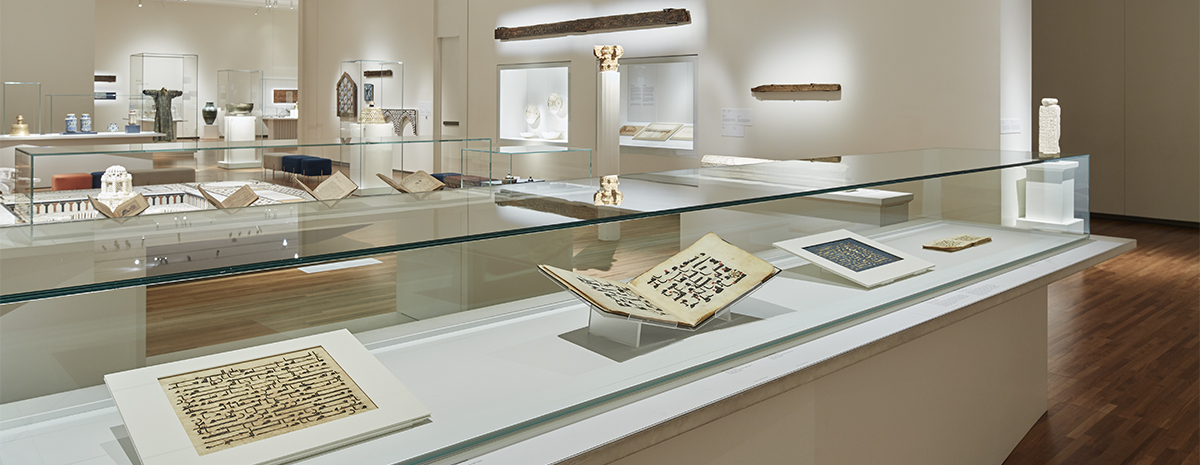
[{"left": 540, "top": 233, "right": 781, "bottom": 328}]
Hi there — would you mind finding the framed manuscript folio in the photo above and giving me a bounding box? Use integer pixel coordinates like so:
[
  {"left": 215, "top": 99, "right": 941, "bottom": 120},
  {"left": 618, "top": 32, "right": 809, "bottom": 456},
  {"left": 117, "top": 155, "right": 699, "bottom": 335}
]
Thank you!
[
  {"left": 105, "top": 329, "right": 429, "bottom": 465},
  {"left": 774, "top": 229, "right": 935, "bottom": 288}
]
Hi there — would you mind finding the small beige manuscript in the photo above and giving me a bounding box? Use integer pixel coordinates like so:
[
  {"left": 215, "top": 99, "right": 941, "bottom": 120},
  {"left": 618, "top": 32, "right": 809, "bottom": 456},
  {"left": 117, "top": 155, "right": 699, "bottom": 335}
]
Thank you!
[{"left": 922, "top": 234, "right": 992, "bottom": 252}]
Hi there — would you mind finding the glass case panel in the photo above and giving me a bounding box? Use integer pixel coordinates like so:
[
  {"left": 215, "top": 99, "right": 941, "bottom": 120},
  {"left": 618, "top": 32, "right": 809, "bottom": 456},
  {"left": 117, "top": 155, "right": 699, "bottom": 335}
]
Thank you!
[
  {"left": 619, "top": 55, "right": 697, "bottom": 155},
  {"left": 2, "top": 81, "right": 42, "bottom": 135},
  {"left": 130, "top": 53, "right": 199, "bottom": 140},
  {"left": 461, "top": 145, "right": 592, "bottom": 185},
  {"left": 0, "top": 148, "right": 1093, "bottom": 465},
  {"left": 217, "top": 69, "right": 264, "bottom": 137},
  {"left": 498, "top": 62, "right": 570, "bottom": 144},
  {"left": 46, "top": 93, "right": 144, "bottom": 134}
]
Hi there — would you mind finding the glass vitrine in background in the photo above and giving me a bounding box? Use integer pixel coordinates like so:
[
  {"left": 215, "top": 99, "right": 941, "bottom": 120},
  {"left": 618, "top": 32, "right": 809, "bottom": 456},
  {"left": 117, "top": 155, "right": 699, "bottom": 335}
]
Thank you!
[
  {"left": 2, "top": 81, "right": 41, "bottom": 135},
  {"left": 130, "top": 53, "right": 199, "bottom": 139}
]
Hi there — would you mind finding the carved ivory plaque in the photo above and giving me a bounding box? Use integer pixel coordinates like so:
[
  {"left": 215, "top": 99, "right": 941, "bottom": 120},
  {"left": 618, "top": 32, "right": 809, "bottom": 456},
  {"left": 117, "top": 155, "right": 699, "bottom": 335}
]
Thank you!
[{"left": 160, "top": 347, "right": 377, "bottom": 455}]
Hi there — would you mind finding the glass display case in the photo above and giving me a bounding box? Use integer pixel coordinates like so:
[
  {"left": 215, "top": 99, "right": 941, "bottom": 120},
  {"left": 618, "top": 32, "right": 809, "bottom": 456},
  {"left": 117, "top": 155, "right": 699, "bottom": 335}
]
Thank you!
[
  {"left": 217, "top": 69, "right": 264, "bottom": 168},
  {"left": 5, "top": 137, "right": 491, "bottom": 225},
  {"left": 499, "top": 62, "right": 570, "bottom": 143},
  {"left": 0, "top": 148, "right": 1094, "bottom": 464},
  {"left": 619, "top": 55, "right": 697, "bottom": 154},
  {"left": 338, "top": 60, "right": 409, "bottom": 188},
  {"left": 47, "top": 93, "right": 144, "bottom": 134},
  {"left": 461, "top": 145, "right": 592, "bottom": 186},
  {"left": 2, "top": 81, "right": 41, "bottom": 135},
  {"left": 130, "top": 53, "right": 199, "bottom": 139}
]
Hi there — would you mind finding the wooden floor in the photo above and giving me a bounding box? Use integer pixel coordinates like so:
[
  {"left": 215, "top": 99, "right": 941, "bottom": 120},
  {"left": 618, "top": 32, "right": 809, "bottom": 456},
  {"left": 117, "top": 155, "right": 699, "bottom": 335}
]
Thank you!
[{"left": 1004, "top": 218, "right": 1200, "bottom": 464}]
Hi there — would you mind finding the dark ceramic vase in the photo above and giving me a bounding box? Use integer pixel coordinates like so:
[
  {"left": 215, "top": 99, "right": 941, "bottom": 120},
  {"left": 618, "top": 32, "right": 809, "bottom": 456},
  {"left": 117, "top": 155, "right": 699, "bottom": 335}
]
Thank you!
[{"left": 202, "top": 102, "right": 217, "bottom": 125}]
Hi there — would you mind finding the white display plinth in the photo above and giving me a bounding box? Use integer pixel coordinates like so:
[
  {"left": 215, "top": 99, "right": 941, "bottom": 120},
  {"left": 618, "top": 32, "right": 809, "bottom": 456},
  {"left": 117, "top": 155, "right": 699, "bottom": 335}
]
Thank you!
[
  {"left": 219, "top": 115, "right": 260, "bottom": 169},
  {"left": 200, "top": 125, "right": 221, "bottom": 141},
  {"left": 596, "top": 70, "right": 620, "bottom": 176},
  {"left": 347, "top": 123, "right": 394, "bottom": 188},
  {"left": 1016, "top": 161, "right": 1083, "bottom": 233}
]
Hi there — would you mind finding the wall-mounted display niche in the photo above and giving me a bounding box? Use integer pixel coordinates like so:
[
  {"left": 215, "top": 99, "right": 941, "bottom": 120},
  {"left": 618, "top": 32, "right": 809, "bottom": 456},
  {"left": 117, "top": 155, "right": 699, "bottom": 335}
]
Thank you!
[
  {"left": 619, "top": 55, "right": 697, "bottom": 154},
  {"left": 2, "top": 82, "right": 41, "bottom": 135},
  {"left": 264, "top": 77, "right": 298, "bottom": 118},
  {"left": 499, "top": 63, "right": 569, "bottom": 143},
  {"left": 130, "top": 53, "right": 199, "bottom": 140}
]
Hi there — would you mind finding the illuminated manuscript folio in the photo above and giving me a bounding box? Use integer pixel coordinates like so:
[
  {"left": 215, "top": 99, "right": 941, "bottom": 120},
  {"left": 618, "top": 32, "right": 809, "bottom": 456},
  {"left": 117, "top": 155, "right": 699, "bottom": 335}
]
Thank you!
[{"left": 540, "top": 232, "right": 780, "bottom": 328}]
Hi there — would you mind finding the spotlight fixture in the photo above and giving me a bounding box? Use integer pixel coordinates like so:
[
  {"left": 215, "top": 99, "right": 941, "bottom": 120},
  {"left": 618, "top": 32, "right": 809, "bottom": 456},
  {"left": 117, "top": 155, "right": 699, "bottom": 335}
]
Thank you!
[{"left": 138, "top": 0, "right": 142, "bottom": 6}]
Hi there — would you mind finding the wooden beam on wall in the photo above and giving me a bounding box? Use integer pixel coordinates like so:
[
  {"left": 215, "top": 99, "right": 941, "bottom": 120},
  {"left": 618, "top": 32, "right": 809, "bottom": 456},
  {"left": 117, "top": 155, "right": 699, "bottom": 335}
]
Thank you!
[
  {"left": 751, "top": 84, "right": 842, "bottom": 92},
  {"left": 495, "top": 9, "right": 691, "bottom": 41},
  {"left": 363, "top": 70, "right": 393, "bottom": 78}
]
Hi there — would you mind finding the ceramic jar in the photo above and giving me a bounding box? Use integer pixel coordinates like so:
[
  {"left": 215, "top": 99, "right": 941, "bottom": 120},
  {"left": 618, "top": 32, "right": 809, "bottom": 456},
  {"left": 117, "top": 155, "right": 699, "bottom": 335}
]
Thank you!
[
  {"left": 109, "top": 122, "right": 119, "bottom": 132},
  {"left": 203, "top": 102, "right": 218, "bottom": 125},
  {"left": 80, "top": 114, "right": 92, "bottom": 132},
  {"left": 65, "top": 114, "right": 78, "bottom": 133}
]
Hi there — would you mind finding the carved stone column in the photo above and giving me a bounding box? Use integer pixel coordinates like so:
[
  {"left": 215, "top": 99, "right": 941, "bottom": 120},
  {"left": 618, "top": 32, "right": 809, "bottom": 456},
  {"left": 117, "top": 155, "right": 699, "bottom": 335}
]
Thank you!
[{"left": 595, "top": 45, "right": 623, "bottom": 241}]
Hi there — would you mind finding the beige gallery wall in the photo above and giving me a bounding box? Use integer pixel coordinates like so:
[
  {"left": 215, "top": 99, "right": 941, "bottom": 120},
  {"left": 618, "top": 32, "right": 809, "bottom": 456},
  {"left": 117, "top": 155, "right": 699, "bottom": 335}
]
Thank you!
[
  {"left": 458, "top": 0, "right": 1014, "bottom": 176},
  {"left": 0, "top": 0, "right": 96, "bottom": 133},
  {"left": 1034, "top": 0, "right": 1200, "bottom": 223},
  {"left": 92, "top": 0, "right": 298, "bottom": 135}
]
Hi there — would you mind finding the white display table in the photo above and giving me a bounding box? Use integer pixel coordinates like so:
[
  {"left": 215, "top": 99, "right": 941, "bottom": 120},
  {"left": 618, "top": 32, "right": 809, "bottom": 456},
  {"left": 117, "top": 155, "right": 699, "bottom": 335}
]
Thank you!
[
  {"left": 0, "top": 131, "right": 162, "bottom": 150},
  {"left": 263, "top": 116, "right": 299, "bottom": 140}
]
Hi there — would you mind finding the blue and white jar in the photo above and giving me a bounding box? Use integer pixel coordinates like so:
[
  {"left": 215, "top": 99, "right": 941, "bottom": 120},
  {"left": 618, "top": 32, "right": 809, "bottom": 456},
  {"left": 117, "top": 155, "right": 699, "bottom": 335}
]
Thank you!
[
  {"left": 108, "top": 122, "right": 119, "bottom": 132},
  {"left": 80, "top": 114, "right": 92, "bottom": 132},
  {"left": 65, "top": 114, "right": 78, "bottom": 133}
]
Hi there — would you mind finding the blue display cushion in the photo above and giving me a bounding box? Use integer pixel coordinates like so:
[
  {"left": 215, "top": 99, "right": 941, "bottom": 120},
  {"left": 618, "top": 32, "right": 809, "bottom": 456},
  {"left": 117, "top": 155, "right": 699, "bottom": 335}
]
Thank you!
[
  {"left": 60, "top": 131, "right": 99, "bottom": 135},
  {"left": 125, "top": 125, "right": 140, "bottom": 134}
]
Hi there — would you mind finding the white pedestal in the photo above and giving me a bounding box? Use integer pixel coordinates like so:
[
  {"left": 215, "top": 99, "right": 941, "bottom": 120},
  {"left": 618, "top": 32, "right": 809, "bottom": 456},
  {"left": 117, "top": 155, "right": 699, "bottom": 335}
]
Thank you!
[
  {"left": 219, "top": 115, "right": 260, "bottom": 169},
  {"left": 1017, "top": 161, "right": 1084, "bottom": 233},
  {"left": 200, "top": 124, "right": 221, "bottom": 141},
  {"left": 596, "top": 70, "right": 620, "bottom": 177},
  {"left": 348, "top": 123, "right": 394, "bottom": 188}
]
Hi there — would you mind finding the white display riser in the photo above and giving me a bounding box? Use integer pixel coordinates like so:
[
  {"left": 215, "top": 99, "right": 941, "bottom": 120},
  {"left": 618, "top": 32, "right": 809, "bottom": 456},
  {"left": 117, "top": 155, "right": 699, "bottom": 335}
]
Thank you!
[
  {"left": 219, "top": 115, "right": 260, "bottom": 170},
  {"left": 473, "top": 235, "right": 1132, "bottom": 465},
  {"left": 0, "top": 227, "right": 1132, "bottom": 465}
]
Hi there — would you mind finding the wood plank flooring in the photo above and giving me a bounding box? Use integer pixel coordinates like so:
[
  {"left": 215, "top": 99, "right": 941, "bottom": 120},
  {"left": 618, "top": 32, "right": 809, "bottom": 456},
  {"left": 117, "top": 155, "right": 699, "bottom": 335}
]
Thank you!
[{"left": 1004, "top": 219, "right": 1199, "bottom": 464}]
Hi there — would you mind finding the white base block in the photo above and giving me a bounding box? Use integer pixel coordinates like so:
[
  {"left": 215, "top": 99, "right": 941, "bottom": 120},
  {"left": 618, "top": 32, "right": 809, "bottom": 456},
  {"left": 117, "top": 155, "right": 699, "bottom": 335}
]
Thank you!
[
  {"left": 598, "top": 223, "right": 621, "bottom": 241},
  {"left": 200, "top": 125, "right": 221, "bottom": 141},
  {"left": 221, "top": 116, "right": 259, "bottom": 170},
  {"left": 217, "top": 160, "right": 263, "bottom": 169},
  {"left": 1015, "top": 216, "right": 1085, "bottom": 233},
  {"left": 359, "top": 123, "right": 394, "bottom": 188}
]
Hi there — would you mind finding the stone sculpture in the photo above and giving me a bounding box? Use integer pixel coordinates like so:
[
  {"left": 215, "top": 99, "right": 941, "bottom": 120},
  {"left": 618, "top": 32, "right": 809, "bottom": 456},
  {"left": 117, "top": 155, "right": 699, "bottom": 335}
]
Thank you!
[
  {"left": 142, "top": 87, "right": 184, "bottom": 141},
  {"left": 594, "top": 45, "right": 624, "bottom": 72},
  {"left": 593, "top": 175, "right": 623, "bottom": 206},
  {"left": 383, "top": 109, "right": 418, "bottom": 136},
  {"left": 1039, "top": 98, "right": 1061, "bottom": 155},
  {"left": 96, "top": 165, "right": 135, "bottom": 209}
]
